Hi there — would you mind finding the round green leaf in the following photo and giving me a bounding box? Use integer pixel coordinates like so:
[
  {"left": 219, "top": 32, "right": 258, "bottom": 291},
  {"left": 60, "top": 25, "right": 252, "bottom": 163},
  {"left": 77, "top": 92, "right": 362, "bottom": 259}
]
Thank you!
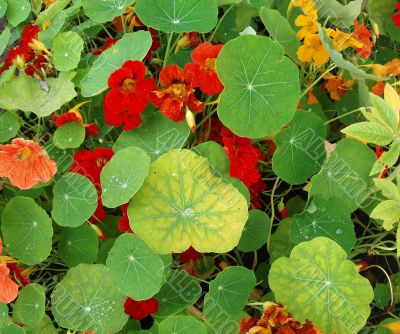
[
  {"left": 106, "top": 234, "right": 165, "bottom": 300},
  {"left": 128, "top": 149, "right": 249, "bottom": 254},
  {"left": 216, "top": 35, "right": 300, "bottom": 138},
  {"left": 159, "top": 316, "right": 207, "bottom": 334},
  {"left": 204, "top": 266, "right": 256, "bottom": 321},
  {"left": 6, "top": 0, "right": 30, "bottom": 27},
  {"left": 374, "top": 283, "right": 391, "bottom": 310},
  {"left": 53, "top": 31, "right": 84, "bottom": 71},
  {"left": 1, "top": 197, "right": 53, "bottom": 265},
  {"left": 101, "top": 146, "right": 151, "bottom": 208},
  {"left": 53, "top": 122, "right": 85, "bottom": 149},
  {"left": 80, "top": 31, "right": 152, "bottom": 97},
  {"left": 290, "top": 197, "right": 356, "bottom": 253},
  {"left": 27, "top": 314, "right": 58, "bottom": 334},
  {"left": 58, "top": 223, "right": 99, "bottom": 267},
  {"left": 82, "top": 0, "right": 135, "bottom": 23},
  {"left": 114, "top": 108, "right": 190, "bottom": 161},
  {"left": 269, "top": 237, "right": 373, "bottom": 334},
  {"left": 272, "top": 110, "right": 326, "bottom": 185},
  {"left": 0, "top": 303, "right": 8, "bottom": 329},
  {"left": 237, "top": 209, "right": 270, "bottom": 252},
  {"left": 0, "top": 72, "right": 77, "bottom": 117},
  {"left": 0, "top": 111, "right": 20, "bottom": 143},
  {"left": 155, "top": 270, "right": 202, "bottom": 317},
  {"left": 13, "top": 284, "right": 45, "bottom": 328},
  {"left": 0, "top": 1, "right": 7, "bottom": 17},
  {"left": 135, "top": 0, "right": 218, "bottom": 33},
  {"left": 1, "top": 324, "right": 26, "bottom": 334},
  {"left": 51, "top": 264, "right": 128, "bottom": 334},
  {"left": 310, "top": 138, "right": 376, "bottom": 212},
  {"left": 52, "top": 173, "right": 98, "bottom": 227},
  {"left": 0, "top": 27, "right": 11, "bottom": 56}
]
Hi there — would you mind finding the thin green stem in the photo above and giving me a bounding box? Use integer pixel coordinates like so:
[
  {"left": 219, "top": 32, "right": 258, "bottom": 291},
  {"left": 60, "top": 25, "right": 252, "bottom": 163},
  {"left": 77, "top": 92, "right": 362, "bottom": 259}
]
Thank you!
[
  {"left": 299, "top": 64, "right": 336, "bottom": 102},
  {"left": 267, "top": 177, "right": 280, "bottom": 253},
  {"left": 208, "top": 5, "right": 234, "bottom": 42},
  {"left": 163, "top": 33, "right": 174, "bottom": 69},
  {"left": 324, "top": 107, "right": 362, "bottom": 125}
]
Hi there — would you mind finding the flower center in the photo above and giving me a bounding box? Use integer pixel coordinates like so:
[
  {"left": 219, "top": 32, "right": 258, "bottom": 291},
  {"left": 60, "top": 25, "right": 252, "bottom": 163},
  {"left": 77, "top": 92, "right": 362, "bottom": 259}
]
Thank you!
[
  {"left": 121, "top": 78, "right": 136, "bottom": 93},
  {"left": 18, "top": 146, "right": 32, "bottom": 161},
  {"left": 95, "top": 157, "right": 108, "bottom": 168},
  {"left": 204, "top": 57, "right": 216, "bottom": 72},
  {"left": 170, "top": 83, "right": 187, "bottom": 99}
]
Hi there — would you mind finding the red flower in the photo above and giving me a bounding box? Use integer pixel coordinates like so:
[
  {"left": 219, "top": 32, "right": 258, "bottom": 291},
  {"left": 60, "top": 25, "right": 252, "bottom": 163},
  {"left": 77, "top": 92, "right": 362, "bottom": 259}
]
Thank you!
[
  {"left": 249, "top": 179, "right": 267, "bottom": 209},
  {"left": 7, "top": 263, "right": 30, "bottom": 286},
  {"left": 185, "top": 42, "right": 224, "bottom": 95},
  {"left": 392, "top": 3, "right": 400, "bottom": 29},
  {"left": 103, "top": 61, "right": 156, "bottom": 131},
  {"left": 353, "top": 20, "right": 374, "bottom": 58},
  {"left": 124, "top": 297, "right": 159, "bottom": 320},
  {"left": 118, "top": 204, "right": 133, "bottom": 233},
  {"left": 150, "top": 65, "right": 204, "bottom": 122},
  {"left": 91, "top": 37, "right": 120, "bottom": 56},
  {"left": 89, "top": 196, "right": 108, "bottom": 224},
  {"left": 179, "top": 246, "right": 201, "bottom": 263},
  {"left": 70, "top": 148, "right": 114, "bottom": 190},
  {"left": 176, "top": 32, "right": 201, "bottom": 52}
]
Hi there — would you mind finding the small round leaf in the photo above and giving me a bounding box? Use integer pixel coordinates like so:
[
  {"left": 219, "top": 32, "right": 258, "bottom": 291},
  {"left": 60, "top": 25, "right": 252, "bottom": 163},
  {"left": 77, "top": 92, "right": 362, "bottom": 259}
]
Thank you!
[
  {"left": 159, "top": 316, "right": 207, "bottom": 334},
  {"left": 53, "top": 31, "right": 84, "bottom": 71},
  {"left": 13, "top": 284, "right": 46, "bottom": 328},
  {"left": 0, "top": 112, "right": 20, "bottom": 143},
  {"left": 237, "top": 209, "right": 270, "bottom": 252},
  {"left": 53, "top": 122, "right": 85, "bottom": 149}
]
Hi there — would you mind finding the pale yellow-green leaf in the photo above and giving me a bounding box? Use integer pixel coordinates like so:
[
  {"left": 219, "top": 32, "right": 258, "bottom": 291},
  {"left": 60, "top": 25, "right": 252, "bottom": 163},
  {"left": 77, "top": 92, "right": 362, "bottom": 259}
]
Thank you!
[
  {"left": 384, "top": 84, "right": 400, "bottom": 127},
  {"left": 128, "top": 149, "right": 249, "bottom": 254},
  {"left": 397, "top": 224, "right": 400, "bottom": 258},
  {"left": 370, "top": 143, "right": 400, "bottom": 176},
  {"left": 373, "top": 178, "right": 400, "bottom": 201},
  {"left": 341, "top": 121, "right": 394, "bottom": 146},
  {"left": 371, "top": 200, "right": 400, "bottom": 230},
  {"left": 370, "top": 93, "right": 398, "bottom": 134}
]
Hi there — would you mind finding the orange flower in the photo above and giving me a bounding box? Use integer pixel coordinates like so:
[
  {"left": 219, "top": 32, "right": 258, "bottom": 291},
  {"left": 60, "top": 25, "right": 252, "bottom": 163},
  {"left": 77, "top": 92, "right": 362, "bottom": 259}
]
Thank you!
[
  {"left": 326, "top": 28, "right": 363, "bottom": 52},
  {"left": 297, "top": 33, "right": 330, "bottom": 66},
  {"left": 363, "top": 58, "right": 400, "bottom": 77},
  {"left": 353, "top": 19, "right": 374, "bottom": 58},
  {"left": 0, "top": 265, "right": 19, "bottom": 304},
  {"left": 323, "top": 73, "right": 354, "bottom": 101},
  {"left": 295, "top": 10, "right": 319, "bottom": 40},
  {"left": 307, "top": 89, "right": 319, "bottom": 105},
  {"left": 0, "top": 138, "right": 57, "bottom": 189}
]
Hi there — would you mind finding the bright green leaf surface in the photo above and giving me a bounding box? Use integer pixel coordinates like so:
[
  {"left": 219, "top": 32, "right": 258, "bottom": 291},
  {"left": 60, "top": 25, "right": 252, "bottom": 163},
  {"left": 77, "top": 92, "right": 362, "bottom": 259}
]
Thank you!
[
  {"left": 0, "top": 111, "right": 20, "bottom": 142},
  {"left": 341, "top": 122, "right": 395, "bottom": 146},
  {"left": 53, "top": 31, "right": 84, "bottom": 71},
  {"left": 1, "top": 197, "right": 53, "bottom": 265},
  {"left": 237, "top": 209, "right": 270, "bottom": 252},
  {"left": 82, "top": 0, "right": 135, "bottom": 23},
  {"left": 159, "top": 316, "right": 207, "bottom": 334},
  {"left": 13, "top": 284, "right": 46, "bottom": 328},
  {"left": 269, "top": 237, "right": 373, "bottom": 334},
  {"left": 6, "top": 0, "right": 30, "bottom": 26},
  {"left": 217, "top": 35, "right": 300, "bottom": 138},
  {"left": 53, "top": 122, "right": 86, "bottom": 149},
  {"left": 128, "top": 149, "right": 249, "bottom": 254},
  {"left": 314, "top": 0, "right": 363, "bottom": 27}
]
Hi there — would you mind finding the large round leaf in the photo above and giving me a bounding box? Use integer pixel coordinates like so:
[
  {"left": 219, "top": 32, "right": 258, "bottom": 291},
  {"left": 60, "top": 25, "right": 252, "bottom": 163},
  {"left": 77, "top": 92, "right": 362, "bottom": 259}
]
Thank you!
[
  {"left": 53, "top": 31, "right": 84, "bottom": 71},
  {"left": 1, "top": 324, "right": 26, "bottom": 334},
  {"left": 80, "top": 31, "right": 152, "bottom": 97},
  {"left": 6, "top": 0, "right": 30, "bottom": 27},
  {"left": 203, "top": 266, "right": 256, "bottom": 321},
  {"left": 135, "top": 0, "right": 218, "bottom": 33},
  {"left": 82, "top": 0, "right": 135, "bottom": 23},
  {"left": 0, "top": 72, "right": 77, "bottom": 117},
  {"left": 269, "top": 237, "right": 373, "bottom": 334},
  {"left": 0, "top": 111, "right": 20, "bottom": 143},
  {"left": 128, "top": 149, "right": 249, "bottom": 254},
  {"left": 155, "top": 270, "right": 202, "bottom": 317},
  {"left": 28, "top": 314, "right": 58, "bottom": 334},
  {"left": 216, "top": 35, "right": 300, "bottom": 138},
  {"left": 159, "top": 316, "right": 207, "bottom": 334},
  {"left": 290, "top": 197, "right": 356, "bottom": 253},
  {"left": 113, "top": 108, "right": 190, "bottom": 161},
  {"left": 13, "top": 284, "right": 46, "bottom": 328},
  {"left": 53, "top": 122, "right": 85, "bottom": 149},
  {"left": 272, "top": 110, "right": 326, "bottom": 185},
  {"left": 106, "top": 234, "right": 165, "bottom": 300},
  {"left": 1, "top": 197, "right": 53, "bottom": 265},
  {"left": 310, "top": 139, "right": 376, "bottom": 212},
  {"left": 101, "top": 147, "right": 151, "bottom": 208},
  {"left": 52, "top": 173, "right": 98, "bottom": 227},
  {"left": 237, "top": 209, "right": 270, "bottom": 252},
  {"left": 51, "top": 264, "right": 128, "bottom": 333},
  {"left": 58, "top": 223, "right": 99, "bottom": 267}
]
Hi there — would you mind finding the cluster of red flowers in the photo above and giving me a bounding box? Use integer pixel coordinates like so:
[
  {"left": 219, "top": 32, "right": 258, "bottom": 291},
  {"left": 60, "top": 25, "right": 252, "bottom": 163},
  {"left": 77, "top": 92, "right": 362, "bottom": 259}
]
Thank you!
[
  {"left": 392, "top": 3, "right": 400, "bottom": 29},
  {"left": 124, "top": 297, "right": 159, "bottom": 321}
]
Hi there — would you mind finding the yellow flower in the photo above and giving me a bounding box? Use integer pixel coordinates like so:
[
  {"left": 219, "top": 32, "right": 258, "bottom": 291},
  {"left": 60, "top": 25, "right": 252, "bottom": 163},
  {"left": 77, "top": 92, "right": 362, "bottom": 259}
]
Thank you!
[
  {"left": 297, "top": 33, "right": 330, "bottom": 66},
  {"left": 295, "top": 9, "right": 319, "bottom": 40},
  {"left": 326, "top": 28, "right": 363, "bottom": 52},
  {"left": 289, "top": 0, "right": 316, "bottom": 14}
]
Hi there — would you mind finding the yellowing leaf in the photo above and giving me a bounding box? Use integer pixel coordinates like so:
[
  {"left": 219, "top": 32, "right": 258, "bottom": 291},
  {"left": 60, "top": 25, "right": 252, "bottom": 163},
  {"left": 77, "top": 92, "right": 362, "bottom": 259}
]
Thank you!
[{"left": 384, "top": 83, "right": 400, "bottom": 128}]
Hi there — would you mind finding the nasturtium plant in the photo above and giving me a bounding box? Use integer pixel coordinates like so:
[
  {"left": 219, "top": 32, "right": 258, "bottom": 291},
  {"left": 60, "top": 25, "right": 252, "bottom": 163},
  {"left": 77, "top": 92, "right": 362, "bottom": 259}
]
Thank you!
[
  {"left": 1, "top": 197, "right": 53, "bottom": 265},
  {"left": 269, "top": 237, "right": 374, "bottom": 334},
  {"left": 82, "top": 0, "right": 135, "bottom": 23},
  {"left": 237, "top": 209, "right": 271, "bottom": 252},
  {"left": 5, "top": 0, "right": 30, "bottom": 27},
  {"left": 135, "top": 0, "right": 218, "bottom": 33},
  {"left": 158, "top": 315, "right": 207, "bottom": 334},
  {"left": 290, "top": 197, "right": 356, "bottom": 253},
  {"left": 0, "top": 111, "right": 20, "bottom": 143},
  {"left": 216, "top": 35, "right": 300, "bottom": 138},
  {"left": 52, "top": 173, "right": 98, "bottom": 227},
  {"left": 204, "top": 266, "right": 256, "bottom": 321},
  {"left": 1, "top": 324, "right": 26, "bottom": 334},
  {"left": 272, "top": 110, "right": 326, "bottom": 185},
  {"left": 53, "top": 122, "right": 86, "bottom": 149},
  {"left": 0, "top": 303, "right": 7, "bottom": 329},
  {"left": 106, "top": 234, "right": 165, "bottom": 300},
  {"left": 13, "top": 284, "right": 46, "bottom": 328},
  {"left": 53, "top": 31, "right": 84, "bottom": 72},
  {"left": 114, "top": 108, "right": 190, "bottom": 160},
  {"left": 101, "top": 146, "right": 151, "bottom": 208},
  {"left": 128, "top": 149, "right": 249, "bottom": 254},
  {"left": 58, "top": 223, "right": 99, "bottom": 267},
  {"left": 51, "top": 264, "right": 128, "bottom": 333}
]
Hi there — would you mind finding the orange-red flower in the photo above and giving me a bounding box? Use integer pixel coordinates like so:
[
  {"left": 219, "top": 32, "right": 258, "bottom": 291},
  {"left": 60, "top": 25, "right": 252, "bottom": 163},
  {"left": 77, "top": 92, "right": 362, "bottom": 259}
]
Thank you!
[
  {"left": 392, "top": 2, "right": 400, "bottom": 28},
  {"left": 91, "top": 37, "right": 120, "bottom": 56},
  {"left": 185, "top": 42, "right": 224, "bottom": 96},
  {"left": 323, "top": 73, "right": 354, "bottom": 101},
  {"left": 124, "top": 297, "right": 159, "bottom": 320},
  {"left": 0, "top": 265, "right": 19, "bottom": 304},
  {"left": 150, "top": 65, "right": 204, "bottom": 122},
  {"left": 176, "top": 32, "right": 201, "bottom": 52},
  {"left": 104, "top": 60, "right": 156, "bottom": 130},
  {"left": 353, "top": 20, "right": 374, "bottom": 58},
  {"left": 0, "top": 138, "right": 57, "bottom": 190}
]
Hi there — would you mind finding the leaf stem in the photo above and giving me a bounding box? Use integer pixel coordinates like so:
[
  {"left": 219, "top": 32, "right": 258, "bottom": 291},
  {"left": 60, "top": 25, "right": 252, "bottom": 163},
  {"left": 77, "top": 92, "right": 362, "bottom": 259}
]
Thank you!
[
  {"left": 208, "top": 5, "right": 235, "bottom": 42},
  {"left": 299, "top": 64, "right": 336, "bottom": 102},
  {"left": 267, "top": 177, "right": 280, "bottom": 253},
  {"left": 163, "top": 33, "right": 174, "bottom": 69}
]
